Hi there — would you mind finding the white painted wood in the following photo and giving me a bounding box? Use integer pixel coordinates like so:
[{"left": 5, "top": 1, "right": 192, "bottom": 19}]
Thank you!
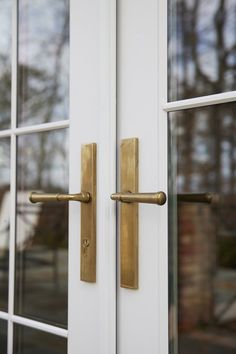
[
  {"left": 0, "top": 311, "right": 9, "bottom": 321},
  {"left": 7, "top": 0, "right": 17, "bottom": 352},
  {"left": 157, "top": 1, "right": 169, "bottom": 354},
  {"left": 0, "top": 121, "right": 69, "bottom": 138},
  {"left": 0, "top": 130, "right": 11, "bottom": 137},
  {"left": 117, "top": 0, "right": 168, "bottom": 353},
  {"left": 12, "top": 316, "right": 68, "bottom": 338},
  {"left": 14, "top": 120, "right": 69, "bottom": 135},
  {"left": 164, "top": 90, "right": 236, "bottom": 112},
  {"left": 0, "top": 312, "right": 68, "bottom": 338},
  {"left": 68, "top": 0, "right": 116, "bottom": 354},
  {"left": 3, "top": 0, "right": 116, "bottom": 352},
  {"left": 117, "top": 1, "right": 236, "bottom": 354}
]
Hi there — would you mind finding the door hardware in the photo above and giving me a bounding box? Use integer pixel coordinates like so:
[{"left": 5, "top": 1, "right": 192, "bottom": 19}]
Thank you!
[
  {"left": 82, "top": 238, "right": 90, "bottom": 257},
  {"left": 177, "top": 193, "right": 213, "bottom": 203},
  {"left": 110, "top": 138, "right": 166, "bottom": 289},
  {"left": 111, "top": 192, "right": 166, "bottom": 205},
  {"left": 30, "top": 192, "right": 91, "bottom": 203},
  {"left": 29, "top": 143, "right": 97, "bottom": 283}
]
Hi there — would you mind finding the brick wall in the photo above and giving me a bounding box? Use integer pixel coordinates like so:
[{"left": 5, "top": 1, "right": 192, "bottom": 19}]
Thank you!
[{"left": 178, "top": 203, "right": 217, "bottom": 332}]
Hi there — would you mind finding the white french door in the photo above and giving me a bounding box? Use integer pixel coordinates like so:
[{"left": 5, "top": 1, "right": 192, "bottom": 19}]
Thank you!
[
  {"left": 0, "top": 0, "right": 71, "bottom": 352},
  {"left": 2, "top": 0, "right": 236, "bottom": 353},
  {"left": 0, "top": 0, "right": 116, "bottom": 353},
  {"left": 0, "top": 0, "right": 168, "bottom": 353},
  {"left": 68, "top": 0, "right": 116, "bottom": 353},
  {"left": 117, "top": 0, "right": 236, "bottom": 354},
  {"left": 116, "top": 0, "right": 168, "bottom": 353}
]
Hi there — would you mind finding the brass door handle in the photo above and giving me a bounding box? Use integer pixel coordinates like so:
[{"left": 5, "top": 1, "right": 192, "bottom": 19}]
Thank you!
[
  {"left": 113, "top": 138, "right": 168, "bottom": 290},
  {"left": 177, "top": 193, "right": 213, "bottom": 203},
  {"left": 29, "top": 192, "right": 91, "bottom": 203},
  {"left": 30, "top": 143, "right": 97, "bottom": 283},
  {"left": 111, "top": 192, "right": 166, "bottom": 205}
]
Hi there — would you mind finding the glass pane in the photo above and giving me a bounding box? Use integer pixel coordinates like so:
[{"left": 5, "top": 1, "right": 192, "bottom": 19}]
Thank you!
[
  {"left": 18, "top": 0, "right": 69, "bottom": 126},
  {"left": 15, "top": 129, "right": 68, "bottom": 328},
  {"left": 13, "top": 324, "right": 67, "bottom": 354},
  {"left": 0, "top": 138, "right": 10, "bottom": 311},
  {"left": 168, "top": 0, "right": 236, "bottom": 101},
  {"left": 0, "top": 320, "right": 7, "bottom": 354},
  {"left": 0, "top": 0, "right": 11, "bottom": 129},
  {"left": 169, "top": 103, "right": 236, "bottom": 354}
]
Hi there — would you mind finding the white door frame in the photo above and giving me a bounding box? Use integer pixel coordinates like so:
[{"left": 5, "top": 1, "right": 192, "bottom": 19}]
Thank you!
[
  {"left": 157, "top": 0, "right": 169, "bottom": 353},
  {"left": 114, "top": 0, "right": 236, "bottom": 353},
  {"left": 69, "top": 0, "right": 116, "bottom": 353},
  {"left": 116, "top": 0, "right": 169, "bottom": 353},
  {"left": 0, "top": 0, "right": 116, "bottom": 353}
]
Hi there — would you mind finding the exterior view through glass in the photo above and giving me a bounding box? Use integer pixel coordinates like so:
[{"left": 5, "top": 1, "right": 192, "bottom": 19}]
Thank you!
[
  {"left": 0, "top": 0, "right": 11, "bottom": 129},
  {"left": 0, "top": 0, "right": 70, "bottom": 351},
  {"left": 168, "top": 0, "right": 236, "bottom": 101},
  {"left": 0, "top": 319, "right": 7, "bottom": 354},
  {"left": 17, "top": 0, "right": 69, "bottom": 126},
  {"left": 0, "top": 138, "right": 10, "bottom": 312},
  {"left": 169, "top": 102, "right": 236, "bottom": 354},
  {"left": 13, "top": 324, "right": 67, "bottom": 354},
  {"left": 15, "top": 129, "right": 69, "bottom": 328}
]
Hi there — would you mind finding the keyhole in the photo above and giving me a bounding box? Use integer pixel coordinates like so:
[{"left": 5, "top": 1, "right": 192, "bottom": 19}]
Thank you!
[{"left": 82, "top": 238, "right": 90, "bottom": 257}]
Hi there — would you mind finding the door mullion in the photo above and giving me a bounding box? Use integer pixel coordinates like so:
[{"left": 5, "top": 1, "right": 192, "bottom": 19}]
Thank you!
[
  {"left": 8, "top": 0, "right": 18, "bottom": 353},
  {"left": 158, "top": 0, "right": 169, "bottom": 353}
]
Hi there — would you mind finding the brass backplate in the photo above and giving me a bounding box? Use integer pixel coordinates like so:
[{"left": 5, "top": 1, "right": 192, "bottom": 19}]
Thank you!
[
  {"left": 120, "top": 138, "right": 139, "bottom": 289},
  {"left": 80, "top": 143, "right": 97, "bottom": 282}
]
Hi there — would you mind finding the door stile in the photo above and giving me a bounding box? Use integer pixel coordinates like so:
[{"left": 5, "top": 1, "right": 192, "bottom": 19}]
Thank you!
[
  {"left": 8, "top": 0, "right": 18, "bottom": 352},
  {"left": 68, "top": 0, "right": 117, "bottom": 353},
  {"left": 97, "top": 0, "right": 117, "bottom": 353},
  {"left": 157, "top": 1, "right": 169, "bottom": 354},
  {"left": 117, "top": 0, "right": 168, "bottom": 352}
]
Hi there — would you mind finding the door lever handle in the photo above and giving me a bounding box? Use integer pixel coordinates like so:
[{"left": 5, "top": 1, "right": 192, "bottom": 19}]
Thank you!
[
  {"left": 111, "top": 191, "right": 166, "bottom": 205},
  {"left": 30, "top": 143, "right": 97, "bottom": 283},
  {"left": 29, "top": 191, "right": 91, "bottom": 203},
  {"left": 177, "top": 193, "right": 213, "bottom": 203},
  {"left": 112, "top": 138, "right": 167, "bottom": 290}
]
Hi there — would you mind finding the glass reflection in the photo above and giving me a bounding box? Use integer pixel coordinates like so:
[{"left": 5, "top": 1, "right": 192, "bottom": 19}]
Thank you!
[
  {"left": 15, "top": 129, "right": 68, "bottom": 328},
  {"left": 0, "top": 0, "right": 11, "bottom": 129},
  {"left": 0, "top": 138, "right": 10, "bottom": 312},
  {"left": 18, "top": 0, "right": 69, "bottom": 126},
  {"left": 169, "top": 0, "right": 236, "bottom": 101},
  {"left": 169, "top": 103, "right": 236, "bottom": 354},
  {"left": 0, "top": 319, "right": 7, "bottom": 354},
  {"left": 13, "top": 325, "right": 67, "bottom": 354}
]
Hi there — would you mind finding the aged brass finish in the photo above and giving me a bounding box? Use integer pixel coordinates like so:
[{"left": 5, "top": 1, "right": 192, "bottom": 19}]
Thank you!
[
  {"left": 111, "top": 192, "right": 166, "bottom": 205},
  {"left": 29, "top": 143, "right": 97, "bottom": 283},
  {"left": 29, "top": 192, "right": 91, "bottom": 203},
  {"left": 119, "top": 138, "right": 139, "bottom": 289},
  {"left": 80, "top": 143, "right": 97, "bottom": 283},
  {"left": 177, "top": 193, "right": 213, "bottom": 203},
  {"left": 111, "top": 138, "right": 167, "bottom": 289}
]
